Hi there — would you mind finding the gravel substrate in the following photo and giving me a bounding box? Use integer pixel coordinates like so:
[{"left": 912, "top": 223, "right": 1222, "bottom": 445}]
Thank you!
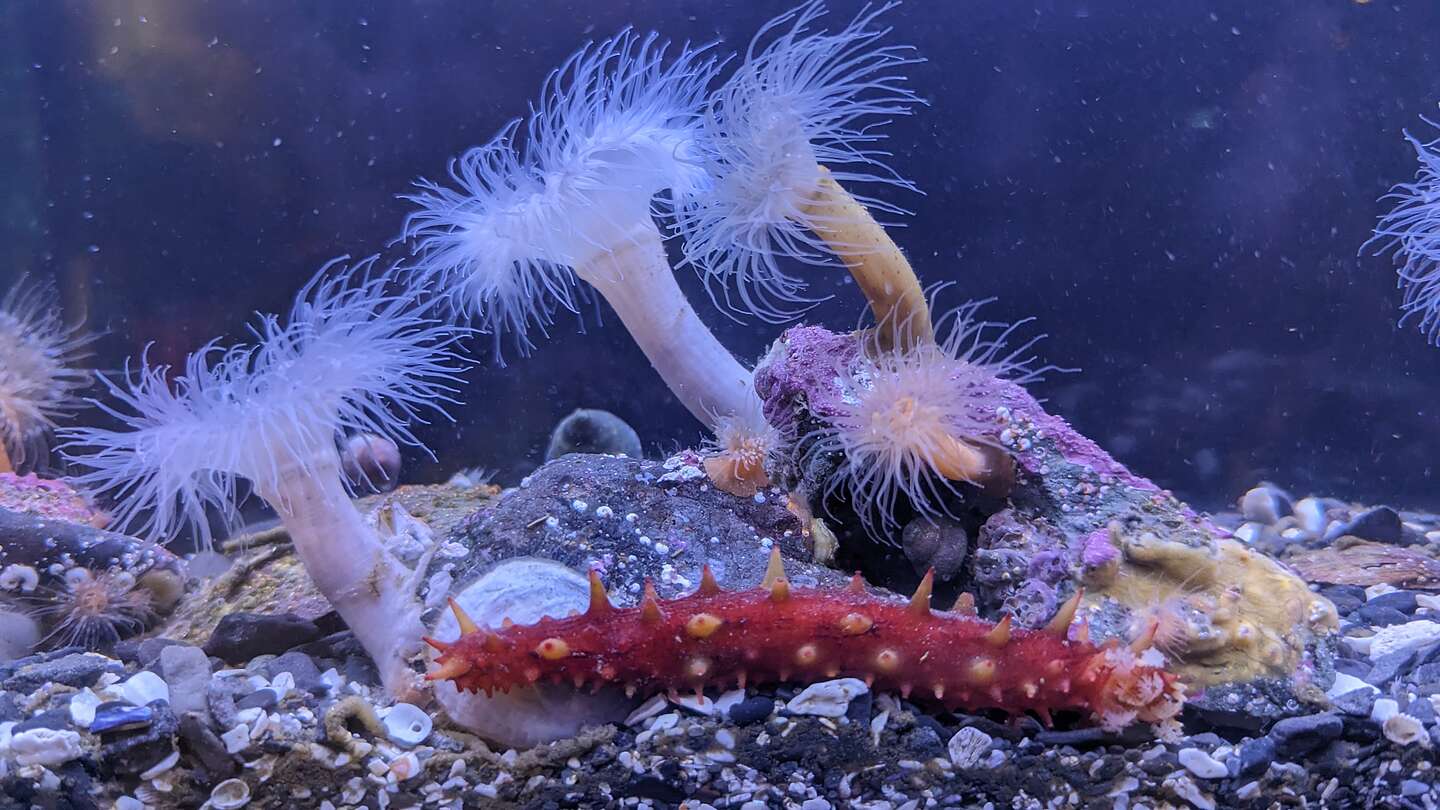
[{"left": 4, "top": 487, "right": 1440, "bottom": 808}]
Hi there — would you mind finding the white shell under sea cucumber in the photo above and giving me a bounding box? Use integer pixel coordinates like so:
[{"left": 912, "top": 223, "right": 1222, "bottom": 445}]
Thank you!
[{"left": 429, "top": 558, "right": 636, "bottom": 748}]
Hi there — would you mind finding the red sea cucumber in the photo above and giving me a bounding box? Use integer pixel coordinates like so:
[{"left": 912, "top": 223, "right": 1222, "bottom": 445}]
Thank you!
[{"left": 426, "top": 550, "right": 1185, "bottom": 733}]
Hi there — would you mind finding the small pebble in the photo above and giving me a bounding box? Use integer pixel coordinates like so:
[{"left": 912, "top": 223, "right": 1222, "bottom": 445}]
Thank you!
[
  {"left": 947, "top": 727, "right": 992, "bottom": 769},
  {"left": 785, "top": 678, "right": 869, "bottom": 718},
  {"left": 119, "top": 670, "right": 170, "bottom": 706},
  {"left": 1178, "top": 747, "right": 1229, "bottom": 780}
]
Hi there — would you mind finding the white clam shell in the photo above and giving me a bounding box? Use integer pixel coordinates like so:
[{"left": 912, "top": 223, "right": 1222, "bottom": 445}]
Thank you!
[
  {"left": 430, "top": 558, "right": 635, "bottom": 748},
  {"left": 1383, "top": 713, "right": 1428, "bottom": 747},
  {"left": 208, "top": 777, "right": 251, "bottom": 809}
]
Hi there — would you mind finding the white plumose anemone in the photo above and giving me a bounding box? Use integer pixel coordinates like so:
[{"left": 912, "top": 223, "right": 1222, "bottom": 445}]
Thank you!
[
  {"left": 0, "top": 278, "right": 91, "bottom": 472},
  {"left": 1369, "top": 121, "right": 1440, "bottom": 343},
  {"left": 404, "top": 31, "right": 761, "bottom": 428},
  {"left": 676, "top": 1, "right": 922, "bottom": 323},
  {"left": 61, "top": 258, "right": 466, "bottom": 697}
]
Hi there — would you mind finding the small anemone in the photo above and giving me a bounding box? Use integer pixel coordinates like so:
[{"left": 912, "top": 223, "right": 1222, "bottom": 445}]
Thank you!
[
  {"left": 677, "top": 0, "right": 922, "bottom": 322},
  {"left": 1368, "top": 120, "right": 1440, "bottom": 343},
  {"left": 703, "top": 400, "right": 779, "bottom": 498},
  {"left": 38, "top": 569, "right": 154, "bottom": 651},
  {"left": 810, "top": 297, "right": 1049, "bottom": 540},
  {"left": 403, "top": 31, "right": 719, "bottom": 359},
  {"left": 0, "top": 277, "right": 93, "bottom": 471}
]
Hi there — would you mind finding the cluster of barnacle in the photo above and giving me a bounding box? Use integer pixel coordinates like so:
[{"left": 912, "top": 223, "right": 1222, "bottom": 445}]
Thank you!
[{"left": 0, "top": 2, "right": 1106, "bottom": 736}]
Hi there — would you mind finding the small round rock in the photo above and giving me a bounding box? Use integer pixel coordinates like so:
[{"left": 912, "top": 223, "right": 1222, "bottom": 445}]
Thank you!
[
  {"left": 1178, "top": 747, "right": 1229, "bottom": 780},
  {"left": 383, "top": 702, "right": 433, "bottom": 747}
]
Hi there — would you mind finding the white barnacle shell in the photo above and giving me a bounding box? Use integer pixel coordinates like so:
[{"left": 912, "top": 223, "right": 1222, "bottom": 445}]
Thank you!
[
  {"left": 0, "top": 565, "right": 38, "bottom": 593},
  {"left": 1383, "top": 713, "right": 1428, "bottom": 748},
  {"left": 430, "top": 558, "right": 636, "bottom": 748}
]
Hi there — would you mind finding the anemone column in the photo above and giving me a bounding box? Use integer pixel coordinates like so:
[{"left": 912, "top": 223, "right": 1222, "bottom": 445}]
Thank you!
[{"left": 62, "top": 260, "right": 464, "bottom": 700}]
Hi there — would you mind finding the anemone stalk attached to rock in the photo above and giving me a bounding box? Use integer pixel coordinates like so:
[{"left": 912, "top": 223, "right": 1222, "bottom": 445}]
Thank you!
[
  {"left": 404, "top": 31, "right": 761, "bottom": 429},
  {"left": 61, "top": 258, "right": 467, "bottom": 699}
]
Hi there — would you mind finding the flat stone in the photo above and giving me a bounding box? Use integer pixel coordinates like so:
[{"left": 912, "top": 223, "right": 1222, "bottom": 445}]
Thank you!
[
  {"left": 233, "top": 690, "right": 278, "bottom": 711},
  {"left": 1177, "top": 747, "right": 1229, "bottom": 780},
  {"left": 14, "top": 709, "right": 72, "bottom": 733},
  {"left": 1327, "top": 506, "right": 1402, "bottom": 545},
  {"left": 178, "top": 713, "right": 239, "bottom": 780},
  {"left": 258, "top": 651, "right": 323, "bottom": 694},
  {"left": 90, "top": 702, "right": 154, "bottom": 734},
  {"left": 1366, "top": 590, "right": 1419, "bottom": 614},
  {"left": 1235, "top": 736, "right": 1276, "bottom": 777},
  {"left": 785, "top": 678, "right": 869, "bottom": 718},
  {"left": 1269, "top": 713, "right": 1342, "bottom": 759},
  {"left": 98, "top": 700, "right": 178, "bottom": 775},
  {"left": 1321, "top": 584, "right": 1367, "bottom": 615},
  {"left": 947, "top": 726, "right": 992, "bottom": 769},
  {"left": 134, "top": 638, "right": 191, "bottom": 671},
  {"left": 159, "top": 644, "right": 213, "bottom": 716},
  {"left": 119, "top": 670, "right": 170, "bottom": 706},
  {"left": 1366, "top": 648, "right": 1419, "bottom": 687},
  {"left": 1330, "top": 687, "right": 1378, "bottom": 718},
  {"left": 1370, "top": 622, "right": 1440, "bottom": 661},
  {"left": 1403, "top": 694, "right": 1436, "bottom": 724},
  {"left": 6, "top": 728, "right": 84, "bottom": 767},
  {"left": 203, "top": 613, "right": 323, "bottom": 663},
  {"left": 1356, "top": 604, "right": 1410, "bottom": 627},
  {"left": 3, "top": 651, "right": 122, "bottom": 692},
  {"left": 1332, "top": 657, "right": 1371, "bottom": 680}
]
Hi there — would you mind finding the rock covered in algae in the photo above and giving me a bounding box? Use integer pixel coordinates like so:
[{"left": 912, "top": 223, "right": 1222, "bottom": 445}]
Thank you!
[
  {"left": 0, "top": 473, "right": 107, "bottom": 527},
  {"left": 432, "top": 451, "right": 853, "bottom": 616},
  {"left": 753, "top": 324, "right": 1339, "bottom": 689},
  {"left": 157, "top": 483, "right": 496, "bottom": 647},
  {"left": 0, "top": 499, "right": 184, "bottom": 655}
]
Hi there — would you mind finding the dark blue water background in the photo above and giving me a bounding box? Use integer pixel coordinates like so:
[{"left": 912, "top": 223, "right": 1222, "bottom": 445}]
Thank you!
[{"left": 2, "top": 1, "right": 1437, "bottom": 513}]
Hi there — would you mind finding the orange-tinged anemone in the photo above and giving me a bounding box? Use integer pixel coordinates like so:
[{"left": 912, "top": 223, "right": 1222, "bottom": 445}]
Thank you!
[
  {"left": 809, "top": 298, "right": 1049, "bottom": 540},
  {"left": 703, "top": 402, "right": 778, "bottom": 497},
  {"left": 38, "top": 569, "right": 155, "bottom": 651},
  {"left": 0, "top": 277, "right": 92, "bottom": 473}
]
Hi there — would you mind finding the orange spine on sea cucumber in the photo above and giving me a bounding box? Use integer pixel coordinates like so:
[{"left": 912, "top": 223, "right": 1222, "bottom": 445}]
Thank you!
[{"left": 427, "top": 549, "right": 1184, "bottom": 730}]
